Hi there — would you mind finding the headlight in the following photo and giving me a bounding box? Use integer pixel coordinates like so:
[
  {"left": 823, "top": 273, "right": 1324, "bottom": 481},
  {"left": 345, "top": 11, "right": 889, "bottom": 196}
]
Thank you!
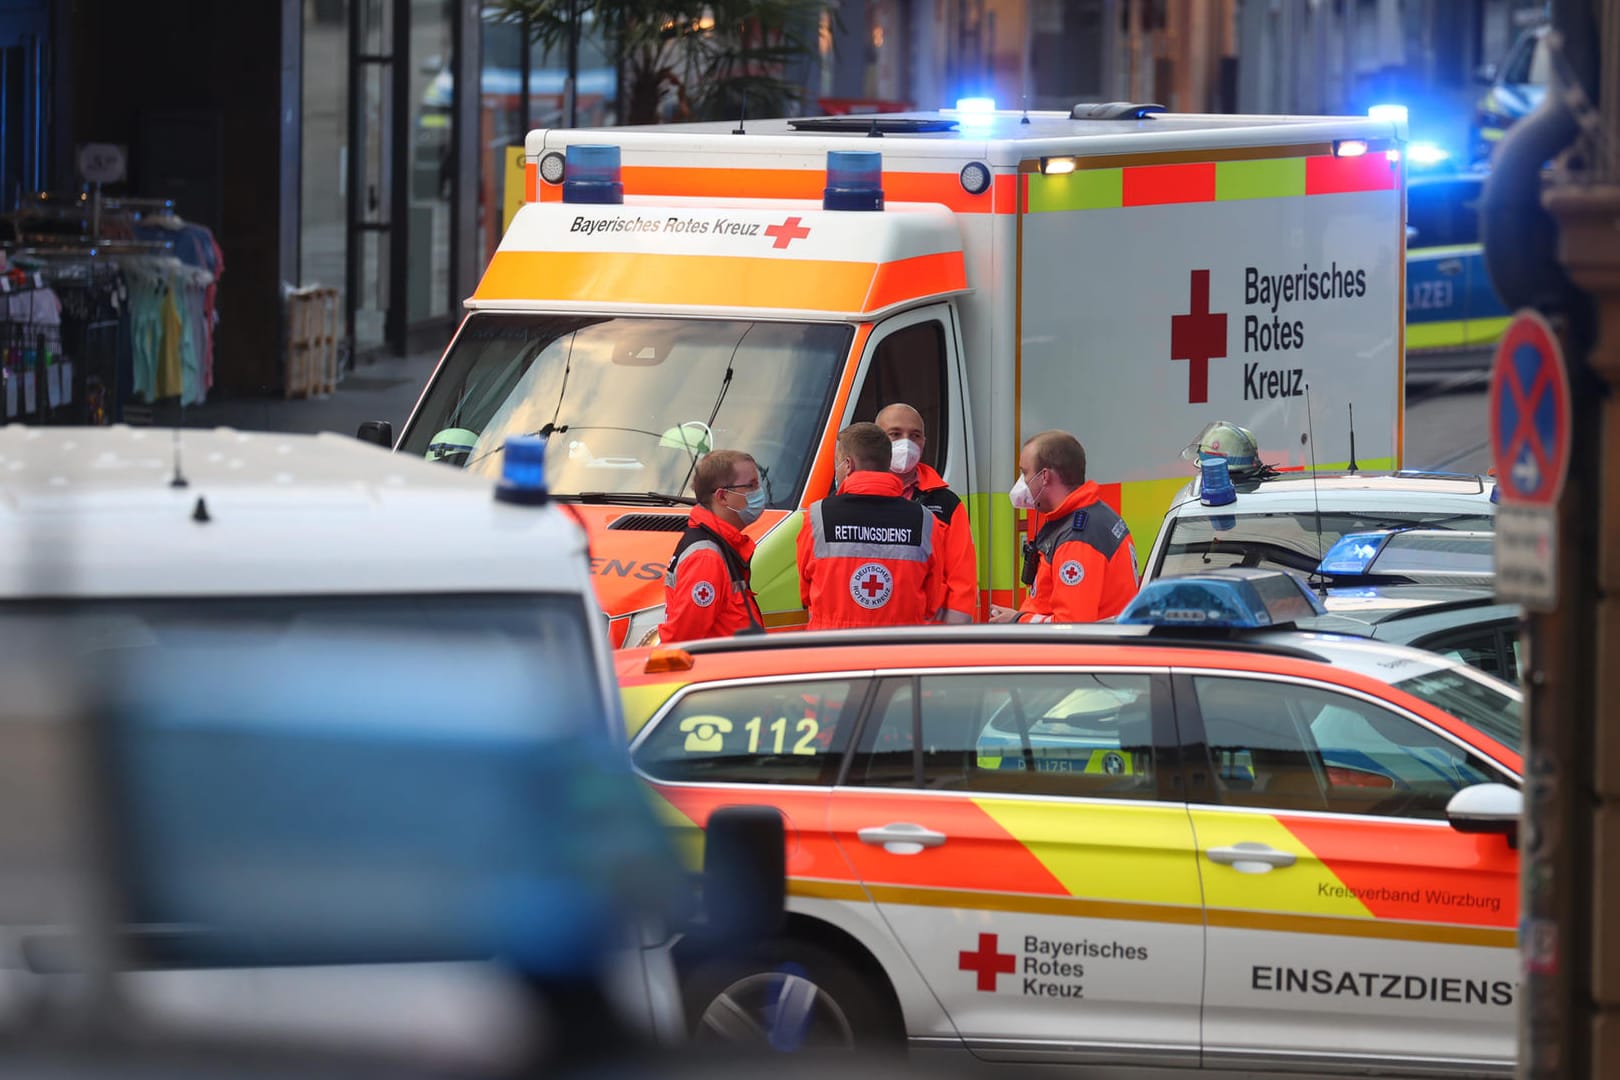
[{"left": 623, "top": 605, "right": 665, "bottom": 649}]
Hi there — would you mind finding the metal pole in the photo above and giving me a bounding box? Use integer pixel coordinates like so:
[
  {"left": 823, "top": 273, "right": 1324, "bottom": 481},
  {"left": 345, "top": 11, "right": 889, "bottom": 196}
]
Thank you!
[
  {"left": 566, "top": 0, "right": 579, "bottom": 128},
  {"left": 1127, "top": 0, "right": 1142, "bottom": 101},
  {"left": 519, "top": 11, "right": 532, "bottom": 135}
]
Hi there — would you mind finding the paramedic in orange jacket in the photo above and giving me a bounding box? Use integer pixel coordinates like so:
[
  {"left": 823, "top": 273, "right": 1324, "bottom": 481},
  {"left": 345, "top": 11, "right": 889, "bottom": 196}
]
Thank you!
[
  {"left": 876, "top": 402, "right": 979, "bottom": 623},
  {"left": 657, "top": 449, "right": 766, "bottom": 643},
  {"left": 797, "top": 423, "right": 947, "bottom": 630},
  {"left": 989, "top": 430, "right": 1140, "bottom": 623}
]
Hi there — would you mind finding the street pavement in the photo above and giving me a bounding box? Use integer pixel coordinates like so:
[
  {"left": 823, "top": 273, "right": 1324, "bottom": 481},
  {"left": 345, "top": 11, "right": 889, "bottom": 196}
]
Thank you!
[{"left": 138, "top": 347, "right": 441, "bottom": 440}]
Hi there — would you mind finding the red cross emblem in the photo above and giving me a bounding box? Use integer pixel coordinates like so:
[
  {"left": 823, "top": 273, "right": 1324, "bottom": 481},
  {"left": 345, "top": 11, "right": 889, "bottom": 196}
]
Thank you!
[
  {"left": 1171, "top": 269, "right": 1228, "bottom": 404},
  {"left": 690, "top": 581, "right": 716, "bottom": 608},
  {"left": 764, "top": 216, "right": 812, "bottom": 249},
  {"left": 959, "top": 933, "right": 1016, "bottom": 992},
  {"left": 848, "top": 562, "right": 893, "bottom": 608}
]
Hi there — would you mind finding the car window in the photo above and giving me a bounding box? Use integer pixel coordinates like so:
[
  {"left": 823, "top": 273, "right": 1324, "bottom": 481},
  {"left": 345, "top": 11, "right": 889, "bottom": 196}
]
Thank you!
[
  {"left": 1414, "top": 625, "right": 1511, "bottom": 682},
  {"left": 853, "top": 672, "right": 1158, "bottom": 799},
  {"left": 1193, "top": 675, "right": 1509, "bottom": 819},
  {"left": 1502, "top": 31, "right": 1549, "bottom": 86},
  {"left": 1408, "top": 178, "right": 1482, "bottom": 248},
  {"left": 633, "top": 679, "right": 862, "bottom": 785}
]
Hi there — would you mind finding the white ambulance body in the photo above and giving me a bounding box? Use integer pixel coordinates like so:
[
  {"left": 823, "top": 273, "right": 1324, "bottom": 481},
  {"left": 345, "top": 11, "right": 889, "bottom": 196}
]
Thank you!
[{"left": 395, "top": 106, "right": 1407, "bottom": 645}]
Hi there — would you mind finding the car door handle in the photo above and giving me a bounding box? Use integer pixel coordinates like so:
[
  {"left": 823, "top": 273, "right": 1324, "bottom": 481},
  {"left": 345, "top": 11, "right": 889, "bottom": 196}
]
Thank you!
[
  {"left": 1436, "top": 259, "right": 1464, "bottom": 275},
  {"left": 858, "top": 822, "right": 947, "bottom": 854},
  {"left": 1205, "top": 842, "right": 1297, "bottom": 872}
]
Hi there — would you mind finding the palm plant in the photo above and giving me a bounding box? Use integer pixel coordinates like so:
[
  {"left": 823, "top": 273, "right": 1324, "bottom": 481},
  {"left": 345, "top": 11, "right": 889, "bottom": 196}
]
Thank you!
[{"left": 492, "top": 0, "right": 832, "bottom": 125}]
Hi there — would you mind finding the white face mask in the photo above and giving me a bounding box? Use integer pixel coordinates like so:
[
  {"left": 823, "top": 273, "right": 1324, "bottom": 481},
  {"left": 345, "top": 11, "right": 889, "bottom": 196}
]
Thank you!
[
  {"left": 1010, "top": 470, "right": 1045, "bottom": 511},
  {"left": 889, "top": 438, "right": 922, "bottom": 474}
]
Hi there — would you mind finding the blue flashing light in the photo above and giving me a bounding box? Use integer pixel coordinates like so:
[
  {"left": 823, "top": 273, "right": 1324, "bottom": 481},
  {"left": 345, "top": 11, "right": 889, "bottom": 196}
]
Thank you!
[
  {"left": 497, "top": 435, "right": 550, "bottom": 505},
  {"left": 1408, "top": 141, "right": 1451, "bottom": 167},
  {"left": 1316, "top": 531, "right": 1395, "bottom": 576},
  {"left": 1118, "top": 568, "right": 1326, "bottom": 630},
  {"left": 562, "top": 144, "right": 624, "bottom": 205},
  {"left": 1199, "top": 454, "right": 1236, "bottom": 507},
  {"left": 1368, "top": 103, "right": 1409, "bottom": 125},
  {"left": 1490, "top": 482, "right": 1500, "bottom": 504},
  {"left": 954, "top": 97, "right": 996, "bottom": 114},
  {"left": 824, "top": 150, "right": 884, "bottom": 212}
]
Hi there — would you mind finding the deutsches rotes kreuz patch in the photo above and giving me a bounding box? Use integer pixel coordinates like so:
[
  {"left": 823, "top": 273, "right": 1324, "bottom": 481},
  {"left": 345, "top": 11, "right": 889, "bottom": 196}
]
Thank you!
[
  {"left": 1059, "top": 560, "right": 1085, "bottom": 586},
  {"left": 690, "top": 581, "right": 717, "bottom": 608},
  {"left": 850, "top": 562, "right": 895, "bottom": 608}
]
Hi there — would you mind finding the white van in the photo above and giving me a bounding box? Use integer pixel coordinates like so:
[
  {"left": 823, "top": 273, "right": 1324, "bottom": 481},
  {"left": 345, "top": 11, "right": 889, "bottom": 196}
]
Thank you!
[{"left": 0, "top": 425, "right": 700, "bottom": 1067}]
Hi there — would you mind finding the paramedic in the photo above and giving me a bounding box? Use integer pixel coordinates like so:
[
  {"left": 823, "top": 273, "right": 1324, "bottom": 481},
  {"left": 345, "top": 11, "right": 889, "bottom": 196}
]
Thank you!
[
  {"left": 876, "top": 402, "right": 979, "bottom": 623},
  {"left": 989, "top": 430, "right": 1140, "bottom": 623},
  {"left": 657, "top": 449, "right": 766, "bottom": 643},
  {"left": 797, "top": 423, "right": 946, "bottom": 630}
]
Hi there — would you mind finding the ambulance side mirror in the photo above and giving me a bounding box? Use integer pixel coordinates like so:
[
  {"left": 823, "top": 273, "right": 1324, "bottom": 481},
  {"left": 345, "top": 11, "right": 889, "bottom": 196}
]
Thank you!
[
  {"left": 356, "top": 420, "right": 394, "bottom": 448},
  {"left": 1445, "top": 782, "right": 1520, "bottom": 846}
]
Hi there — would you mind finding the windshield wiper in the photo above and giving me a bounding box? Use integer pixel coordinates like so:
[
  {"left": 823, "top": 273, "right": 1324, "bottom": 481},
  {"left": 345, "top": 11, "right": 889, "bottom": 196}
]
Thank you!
[{"left": 561, "top": 491, "right": 697, "bottom": 506}]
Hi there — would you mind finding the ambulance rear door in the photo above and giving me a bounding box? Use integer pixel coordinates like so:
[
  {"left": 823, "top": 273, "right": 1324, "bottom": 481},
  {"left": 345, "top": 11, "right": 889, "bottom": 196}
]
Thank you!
[{"left": 1017, "top": 138, "right": 1406, "bottom": 559}]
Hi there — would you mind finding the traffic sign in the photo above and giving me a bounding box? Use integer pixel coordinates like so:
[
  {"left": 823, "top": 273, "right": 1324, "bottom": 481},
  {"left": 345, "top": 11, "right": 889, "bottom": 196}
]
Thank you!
[
  {"left": 1488, "top": 310, "right": 1571, "bottom": 506},
  {"left": 1495, "top": 503, "right": 1558, "bottom": 611},
  {"left": 76, "top": 142, "right": 126, "bottom": 185}
]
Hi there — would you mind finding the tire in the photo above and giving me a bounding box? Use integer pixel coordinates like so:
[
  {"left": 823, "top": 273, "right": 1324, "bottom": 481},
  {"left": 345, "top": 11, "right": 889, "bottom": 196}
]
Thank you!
[{"left": 683, "top": 939, "right": 901, "bottom": 1054}]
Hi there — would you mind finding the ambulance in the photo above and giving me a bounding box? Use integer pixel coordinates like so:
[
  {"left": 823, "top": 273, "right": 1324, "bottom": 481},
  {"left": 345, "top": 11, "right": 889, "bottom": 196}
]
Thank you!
[{"left": 386, "top": 102, "right": 1408, "bottom": 646}]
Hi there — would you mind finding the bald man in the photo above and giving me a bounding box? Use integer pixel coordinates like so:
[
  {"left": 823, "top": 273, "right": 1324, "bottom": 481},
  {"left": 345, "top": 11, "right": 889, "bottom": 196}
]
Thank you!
[{"left": 876, "top": 402, "right": 978, "bottom": 623}]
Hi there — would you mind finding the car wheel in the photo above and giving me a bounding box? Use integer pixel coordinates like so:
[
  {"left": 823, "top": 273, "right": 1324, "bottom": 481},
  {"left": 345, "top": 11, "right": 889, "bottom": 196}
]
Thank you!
[{"left": 684, "top": 940, "right": 900, "bottom": 1053}]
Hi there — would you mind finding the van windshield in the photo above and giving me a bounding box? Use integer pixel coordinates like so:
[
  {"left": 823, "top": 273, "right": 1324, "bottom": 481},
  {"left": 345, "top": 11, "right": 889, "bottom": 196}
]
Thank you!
[{"left": 401, "top": 313, "right": 851, "bottom": 506}]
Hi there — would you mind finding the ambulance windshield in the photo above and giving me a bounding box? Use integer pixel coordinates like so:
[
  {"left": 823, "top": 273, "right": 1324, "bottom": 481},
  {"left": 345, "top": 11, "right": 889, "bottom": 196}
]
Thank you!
[{"left": 402, "top": 313, "right": 850, "bottom": 505}]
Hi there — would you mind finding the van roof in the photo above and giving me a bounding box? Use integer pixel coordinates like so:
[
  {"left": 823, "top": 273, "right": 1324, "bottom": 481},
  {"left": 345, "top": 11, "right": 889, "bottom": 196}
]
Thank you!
[
  {"left": 530, "top": 109, "right": 1398, "bottom": 166},
  {"left": 0, "top": 426, "right": 590, "bottom": 599}
]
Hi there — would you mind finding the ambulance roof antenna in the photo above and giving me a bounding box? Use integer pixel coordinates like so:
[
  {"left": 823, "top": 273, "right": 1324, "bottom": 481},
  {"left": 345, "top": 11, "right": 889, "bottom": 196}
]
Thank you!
[
  {"left": 1304, "top": 383, "right": 1326, "bottom": 593},
  {"left": 732, "top": 91, "right": 747, "bottom": 135},
  {"left": 1021, "top": 95, "right": 1031, "bottom": 124},
  {"left": 1347, "top": 402, "right": 1359, "bottom": 474}
]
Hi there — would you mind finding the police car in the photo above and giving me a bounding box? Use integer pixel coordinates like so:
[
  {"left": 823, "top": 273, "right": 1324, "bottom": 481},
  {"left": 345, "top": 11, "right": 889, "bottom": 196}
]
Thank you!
[
  {"left": 1295, "top": 528, "right": 1521, "bottom": 683},
  {"left": 1471, "top": 21, "right": 1548, "bottom": 167},
  {"left": 1406, "top": 169, "right": 1512, "bottom": 360},
  {"left": 618, "top": 569, "right": 1522, "bottom": 1077},
  {"left": 1142, "top": 436, "right": 1497, "bottom": 586},
  {"left": 0, "top": 425, "right": 703, "bottom": 1057}
]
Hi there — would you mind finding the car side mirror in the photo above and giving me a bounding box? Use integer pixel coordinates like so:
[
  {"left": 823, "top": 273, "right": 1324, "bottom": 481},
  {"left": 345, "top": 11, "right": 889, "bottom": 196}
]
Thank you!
[
  {"left": 1475, "top": 61, "right": 1498, "bottom": 85},
  {"left": 356, "top": 420, "right": 394, "bottom": 448},
  {"left": 696, "top": 805, "right": 785, "bottom": 953},
  {"left": 1445, "top": 782, "right": 1521, "bottom": 845}
]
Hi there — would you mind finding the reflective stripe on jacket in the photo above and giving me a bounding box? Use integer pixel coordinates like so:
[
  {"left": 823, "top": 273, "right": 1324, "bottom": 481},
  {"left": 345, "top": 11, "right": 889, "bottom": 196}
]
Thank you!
[
  {"left": 1017, "top": 481, "right": 1140, "bottom": 623},
  {"left": 796, "top": 471, "right": 946, "bottom": 630},
  {"left": 657, "top": 505, "right": 763, "bottom": 643},
  {"left": 910, "top": 463, "right": 979, "bottom": 621}
]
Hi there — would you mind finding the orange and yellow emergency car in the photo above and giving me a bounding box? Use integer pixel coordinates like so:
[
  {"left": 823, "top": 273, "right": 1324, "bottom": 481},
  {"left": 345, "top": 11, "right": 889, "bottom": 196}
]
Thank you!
[{"left": 617, "top": 569, "right": 1521, "bottom": 1077}]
